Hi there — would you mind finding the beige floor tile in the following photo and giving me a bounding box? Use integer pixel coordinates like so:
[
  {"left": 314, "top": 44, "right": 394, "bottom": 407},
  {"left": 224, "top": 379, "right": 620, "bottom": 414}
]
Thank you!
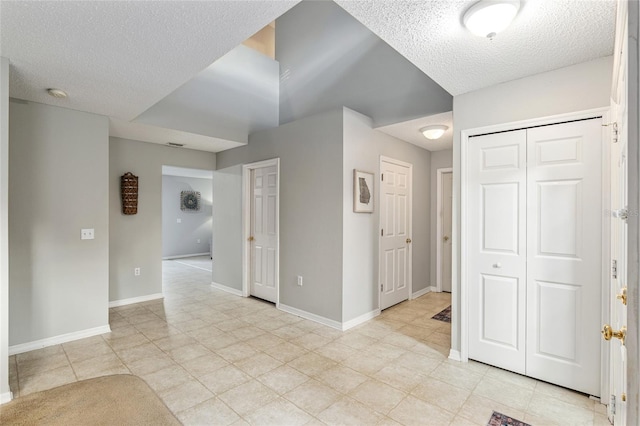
[
  {"left": 177, "top": 397, "right": 240, "bottom": 426},
  {"left": 394, "top": 351, "right": 442, "bottom": 374},
  {"left": 264, "top": 341, "right": 308, "bottom": 363},
  {"left": 17, "top": 352, "right": 70, "bottom": 377},
  {"left": 376, "top": 416, "right": 404, "bottom": 426},
  {"left": 485, "top": 366, "right": 538, "bottom": 390},
  {"left": 593, "top": 413, "right": 611, "bottom": 425},
  {"left": 199, "top": 364, "right": 252, "bottom": 394},
  {"left": 534, "top": 380, "right": 595, "bottom": 410},
  {"left": 314, "top": 341, "right": 357, "bottom": 362},
  {"left": 341, "top": 353, "right": 387, "bottom": 375},
  {"left": 244, "top": 397, "right": 314, "bottom": 426},
  {"left": 410, "top": 378, "right": 471, "bottom": 413},
  {"left": 63, "top": 340, "right": 115, "bottom": 364},
  {"left": 165, "top": 343, "right": 212, "bottom": 363},
  {"left": 116, "top": 342, "right": 165, "bottom": 363},
  {"left": 382, "top": 333, "right": 420, "bottom": 349},
  {"left": 19, "top": 365, "right": 77, "bottom": 396},
  {"left": 258, "top": 365, "right": 310, "bottom": 394},
  {"left": 317, "top": 396, "right": 384, "bottom": 425},
  {"left": 290, "top": 332, "right": 334, "bottom": 350},
  {"left": 429, "top": 361, "right": 483, "bottom": 391},
  {"left": 71, "top": 353, "right": 129, "bottom": 380},
  {"left": 125, "top": 353, "right": 176, "bottom": 376},
  {"left": 373, "top": 364, "right": 427, "bottom": 393},
  {"left": 348, "top": 379, "right": 406, "bottom": 414},
  {"left": 334, "top": 332, "right": 377, "bottom": 350},
  {"left": 284, "top": 379, "right": 341, "bottom": 415},
  {"left": 201, "top": 333, "right": 241, "bottom": 351},
  {"left": 522, "top": 412, "right": 562, "bottom": 425},
  {"left": 316, "top": 365, "right": 368, "bottom": 394},
  {"left": 450, "top": 415, "right": 484, "bottom": 426},
  {"left": 105, "top": 332, "right": 151, "bottom": 351},
  {"left": 153, "top": 333, "right": 197, "bottom": 351},
  {"left": 181, "top": 353, "right": 229, "bottom": 377},
  {"left": 473, "top": 376, "right": 534, "bottom": 411},
  {"left": 526, "top": 392, "right": 595, "bottom": 425},
  {"left": 457, "top": 395, "right": 526, "bottom": 425},
  {"left": 159, "top": 378, "right": 215, "bottom": 413},
  {"left": 388, "top": 395, "right": 455, "bottom": 426},
  {"left": 140, "top": 365, "right": 192, "bottom": 393},
  {"left": 287, "top": 352, "right": 337, "bottom": 377},
  {"left": 217, "top": 342, "right": 260, "bottom": 363},
  {"left": 361, "top": 342, "right": 407, "bottom": 360},
  {"left": 218, "top": 380, "right": 279, "bottom": 416},
  {"left": 245, "top": 334, "right": 286, "bottom": 351},
  {"left": 235, "top": 353, "right": 283, "bottom": 377},
  {"left": 230, "top": 326, "right": 267, "bottom": 341}
]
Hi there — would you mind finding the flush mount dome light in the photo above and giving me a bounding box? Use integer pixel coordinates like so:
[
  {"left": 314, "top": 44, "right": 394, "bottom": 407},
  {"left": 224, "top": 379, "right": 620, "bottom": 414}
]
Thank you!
[
  {"left": 420, "top": 125, "right": 449, "bottom": 140},
  {"left": 47, "top": 88, "right": 68, "bottom": 99},
  {"left": 463, "top": 0, "right": 520, "bottom": 39}
]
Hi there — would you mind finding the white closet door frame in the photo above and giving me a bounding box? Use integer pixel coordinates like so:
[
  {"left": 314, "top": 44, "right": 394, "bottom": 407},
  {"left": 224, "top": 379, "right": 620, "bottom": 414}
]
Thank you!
[
  {"left": 458, "top": 107, "right": 611, "bottom": 397},
  {"left": 242, "top": 158, "right": 280, "bottom": 304},
  {"left": 436, "top": 167, "right": 453, "bottom": 293}
]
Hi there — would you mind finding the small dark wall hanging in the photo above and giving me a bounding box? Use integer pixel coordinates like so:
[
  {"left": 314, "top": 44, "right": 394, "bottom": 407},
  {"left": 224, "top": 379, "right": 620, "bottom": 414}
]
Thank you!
[
  {"left": 121, "top": 172, "right": 139, "bottom": 215},
  {"left": 180, "top": 190, "right": 201, "bottom": 212}
]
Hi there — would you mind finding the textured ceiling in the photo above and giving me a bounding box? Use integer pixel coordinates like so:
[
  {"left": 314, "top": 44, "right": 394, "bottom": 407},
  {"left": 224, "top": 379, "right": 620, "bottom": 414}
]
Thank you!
[
  {"left": 335, "top": 0, "right": 616, "bottom": 96},
  {"left": 0, "top": 0, "right": 298, "bottom": 120},
  {"left": 376, "top": 111, "right": 453, "bottom": 152}
]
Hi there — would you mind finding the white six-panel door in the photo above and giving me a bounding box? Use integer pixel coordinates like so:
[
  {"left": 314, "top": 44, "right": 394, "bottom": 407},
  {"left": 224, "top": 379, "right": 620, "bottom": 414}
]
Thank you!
[
  {"left": 467, "top": 119, "right": 603, "bottom": 395},
  {"left": 468, "top": 130, "right": 528, "bottom": 374},
  {"left": 380, "top": 158, "right": 412, "bottom": 310},
  {"left": 525, "top": 119, "right": 602, "bottom": 396},
  {"left": 250, "top": 165, "right": 278, "bottom": 303}
]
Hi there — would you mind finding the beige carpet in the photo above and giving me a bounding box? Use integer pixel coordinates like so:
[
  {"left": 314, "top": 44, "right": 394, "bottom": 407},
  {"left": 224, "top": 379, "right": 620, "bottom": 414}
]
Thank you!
[{"left": 0, "top": 375, "right": 181, "bottom": 425}]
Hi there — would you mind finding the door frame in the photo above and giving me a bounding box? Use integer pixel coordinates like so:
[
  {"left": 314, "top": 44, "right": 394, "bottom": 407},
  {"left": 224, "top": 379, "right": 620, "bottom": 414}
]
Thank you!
[
  {"left": 436, "top": 167, "right": 453, "bottom": 293},
  {"left": 378, "top": 155, "right": 413, "bottom": 310},
  {"left": 242, "top": 158, "right": 280, "bottom": 303},
  {"left": 458, "top": 107, "right": 611, "bottom": 398}
]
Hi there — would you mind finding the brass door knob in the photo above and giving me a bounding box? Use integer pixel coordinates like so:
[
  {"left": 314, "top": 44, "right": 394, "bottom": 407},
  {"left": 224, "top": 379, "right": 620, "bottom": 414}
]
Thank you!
[
  {"left": 617, "top": 287, "right": 627, "bottom": 306},
  {"left": 248, "top": 236, "right": 254, "bottom": 242},
  {"left": 444, "top": 236, "right": 449, "bottom": 242},
  {"left": 406, "top": 238, "right": 412, "bottom": 244},
  {"left": 602, "top": 324, "right": 626, "bottom": 344}
]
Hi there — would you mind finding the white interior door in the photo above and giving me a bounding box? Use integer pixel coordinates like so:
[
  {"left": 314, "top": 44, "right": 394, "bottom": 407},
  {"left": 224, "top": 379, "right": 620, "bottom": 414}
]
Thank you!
[
  {"left": 440, "top": 171, "right": 453, "bottom": 292},
  {"left": 525, "top": 119, "right": 603, "bottom": 396},
  {"left": 250, "top": 165, "right": 278, "bottom": 303},
  {"left": 379, "top": 158, "right": 412, "bottom": 310},
  {"left": 468, "top": 130, "right": 528, "bottom": 374}
]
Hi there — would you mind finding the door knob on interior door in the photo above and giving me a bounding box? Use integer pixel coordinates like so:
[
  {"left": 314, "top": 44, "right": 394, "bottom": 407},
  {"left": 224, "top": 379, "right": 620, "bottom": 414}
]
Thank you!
[
  {"left": 443, "top": 236, "right": 449, "bottom": 242},
  {"left": 602, "top": 324, "right": 626, "bottom": 344},
  {"left": 248, "top": 236, "right": 254, "bottom": 242},
  {"left": 406, "top": 238, "right": 412, "bottom": 244}
]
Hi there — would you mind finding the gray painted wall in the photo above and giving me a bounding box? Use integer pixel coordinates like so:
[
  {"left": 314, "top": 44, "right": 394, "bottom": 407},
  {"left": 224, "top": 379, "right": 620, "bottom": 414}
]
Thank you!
[
  {"left": 110, "top": 138, "right": 216, "bottom": 303},
  {"left": 9, "top": 100, "right": 109, "bottom": 346},
  {"left": 342, "top": 108, "right": 432, "bottom": 322},
  {"left": 212, "top": 165, "right": 243, "bottom": 290},
  {"left": 429, "top": 149, "right": 453, "bottom": 292},
  {"left": 276, "top": 1, "right": 452, "bottom": 128},
  {"left": 1, "top": 57, "right": 10, "bottom": 399},
  {"left": 216, "top": 109, "right": 344, "bottom": 322},
  {"left": 451, "top": 56, "right": 613, "bottom": 353},
  {"left": 162, "top": 175, "right": 212, "bottom": 258}
]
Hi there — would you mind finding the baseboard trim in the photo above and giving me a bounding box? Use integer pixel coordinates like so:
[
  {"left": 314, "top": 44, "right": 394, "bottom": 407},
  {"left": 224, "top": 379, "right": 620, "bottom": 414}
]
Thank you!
[
  {"left": 9, "top": 325, "right": 112, "bottom": 356},
  {"left": 109, "top": 293, "right": 164, "bottom": 308},
  {"left": 211, "top": 282, "right": 243, "bottom": 297},
  {"left": 163, "top": 252, "right": 210, "bottom": 260},
  {"left": 277, "top": 303, "right": 343, "bottom": 331},
  {"left": 411, "top": 286, "right": 435, "bottom": 299},
  {"left": 0, "top": 391, "right": 13, "bottom": 405},
  {"left": 342, "top": 309, "right": 381, "bottom": 331},
  {"left": 448, "top": 349, "right": 462, "bottom": 362}
]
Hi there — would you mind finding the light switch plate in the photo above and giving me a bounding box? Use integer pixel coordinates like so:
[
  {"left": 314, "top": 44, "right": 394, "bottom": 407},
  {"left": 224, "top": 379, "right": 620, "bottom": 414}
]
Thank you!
[{"left": 81, "top": 228, "right": 95, "bottom": 240}]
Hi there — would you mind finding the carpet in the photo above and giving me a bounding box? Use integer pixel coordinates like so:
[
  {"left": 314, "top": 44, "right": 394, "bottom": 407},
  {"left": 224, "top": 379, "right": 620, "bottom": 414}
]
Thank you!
[
  {"left": 0, "top": 375, "right": 180, "bottom": 426},
  {"left": 432, "top": 305, "right": 451, "bottom": 323},
  {"left": 487, "top": 411, "right": 531, "bottom": 426}
]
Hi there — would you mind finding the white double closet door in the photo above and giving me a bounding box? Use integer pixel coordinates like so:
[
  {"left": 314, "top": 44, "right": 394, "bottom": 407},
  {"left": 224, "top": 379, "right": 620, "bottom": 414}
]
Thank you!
[{"left": 468, "top": 118, "right": 603, "bottom": 396}]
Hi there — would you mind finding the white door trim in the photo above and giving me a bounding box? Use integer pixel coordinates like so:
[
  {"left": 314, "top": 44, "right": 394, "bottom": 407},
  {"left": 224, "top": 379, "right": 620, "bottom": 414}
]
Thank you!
[
  {"left": 436, "top": 167, "right": 453, "bottom": 293},
  {"left": 242, "top": 158, "right": 280, "bottom": 304},
  {"left": 459, "top": 108, "right": 611, "bottom": 397},
  {"left": 378, "top": 155, "right": 413, "bottom": 310}
]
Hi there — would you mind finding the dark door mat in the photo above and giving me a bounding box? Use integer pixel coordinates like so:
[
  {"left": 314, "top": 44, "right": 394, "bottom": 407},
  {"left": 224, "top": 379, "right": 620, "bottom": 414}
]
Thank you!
[
  {"left": 487, "top": 411, "right": 531, "bottom": 426},
  {"left": 431, "top": 305, "right": 451, "bottom": 323}
]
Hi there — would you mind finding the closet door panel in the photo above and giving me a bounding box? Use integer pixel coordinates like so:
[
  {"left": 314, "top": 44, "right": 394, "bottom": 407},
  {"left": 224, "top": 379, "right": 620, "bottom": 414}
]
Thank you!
[{"left": 526, "top": 119, "right": 602, "bottom": 396}]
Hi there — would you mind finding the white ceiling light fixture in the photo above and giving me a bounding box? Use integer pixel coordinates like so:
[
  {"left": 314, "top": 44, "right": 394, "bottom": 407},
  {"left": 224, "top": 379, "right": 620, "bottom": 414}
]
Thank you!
[
  {"left": 420, "top": 125, "right": 448, "bottom": 140},
  {"left": 463, "top": 0, "right": 520, "bottom": 39},
  {"left": 46, "top": 88, "right": 68, "bottom": 99}
]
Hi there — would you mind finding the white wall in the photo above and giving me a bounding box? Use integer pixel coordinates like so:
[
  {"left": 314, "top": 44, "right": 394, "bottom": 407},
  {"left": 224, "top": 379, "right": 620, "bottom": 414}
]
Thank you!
[
  {"left": 429, "top": 149, "right": 453, "bottom": 291},
  {"left": 9, "top": 100, "right": 110, "bottom": 347},
  {"left": 342, "top": 108, "right": 432, "bottom": 322},
  {"left": 212, "top": 165, "right": 243, "bottom": 290},
  {"left": 109, "top": 138, "right": 216, "bottom": 304},
  {"left": 0, "top": 57, "right": 11, "bottom": 403},
  {"left": 162, "top": 175, "right": 212, "bottom": 258},
  {"left": 451, "top": 56, "right": 614, "bottom": 353}
]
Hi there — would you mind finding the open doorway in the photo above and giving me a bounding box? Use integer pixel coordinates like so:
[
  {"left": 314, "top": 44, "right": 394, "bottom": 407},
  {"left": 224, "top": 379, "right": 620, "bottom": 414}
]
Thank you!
[{"left": 161, "top": 166, "right": 213, "bottom": 284}]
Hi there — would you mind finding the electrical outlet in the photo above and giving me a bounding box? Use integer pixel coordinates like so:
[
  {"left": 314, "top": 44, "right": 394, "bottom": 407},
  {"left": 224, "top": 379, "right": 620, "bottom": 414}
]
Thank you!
[
  {"left": 134, "top": 267, "right": 141, "bottom": 276},
  {"left": 81, "top": 228, "right": 94, "bottom": 240},
  {"left": 297, "top": 276, "right": 303, "bottom": 286}
]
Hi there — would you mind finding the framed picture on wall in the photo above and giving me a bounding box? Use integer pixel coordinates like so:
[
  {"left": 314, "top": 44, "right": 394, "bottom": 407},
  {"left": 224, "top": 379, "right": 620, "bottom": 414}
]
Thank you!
[{"left": 353, "top": 170, "right": 374, "bottom": 213}]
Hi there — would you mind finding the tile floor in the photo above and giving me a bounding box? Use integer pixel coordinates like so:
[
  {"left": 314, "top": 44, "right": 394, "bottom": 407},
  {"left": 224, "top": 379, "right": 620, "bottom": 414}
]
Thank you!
[{"left": 8, "top": 258, "right": 609, "bottom": 425}]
